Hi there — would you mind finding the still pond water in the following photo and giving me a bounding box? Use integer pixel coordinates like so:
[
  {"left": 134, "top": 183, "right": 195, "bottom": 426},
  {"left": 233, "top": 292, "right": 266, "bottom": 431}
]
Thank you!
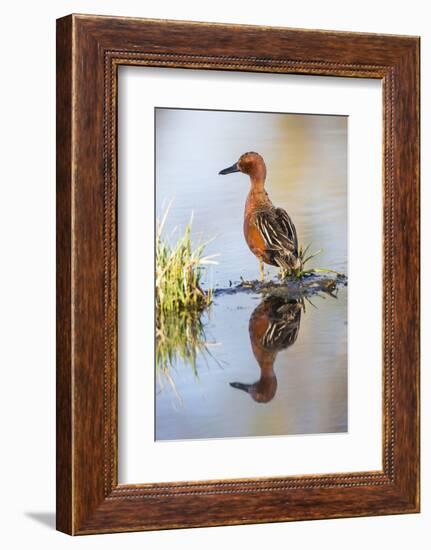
[{"left": 155, "top": 108, "right": 348, "bottom": 440}]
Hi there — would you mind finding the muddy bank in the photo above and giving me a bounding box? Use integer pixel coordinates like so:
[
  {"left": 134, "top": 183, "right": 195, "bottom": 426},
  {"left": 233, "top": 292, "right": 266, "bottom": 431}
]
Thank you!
[{"left": 213, "top": 272, "right": 347, "bottom": 300}]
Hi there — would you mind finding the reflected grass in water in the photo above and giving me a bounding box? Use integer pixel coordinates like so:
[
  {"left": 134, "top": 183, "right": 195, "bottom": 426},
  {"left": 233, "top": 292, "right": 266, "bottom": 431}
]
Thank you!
[
  {"left": 156, "top": 310, "right": 205, "bottom": 382},
  {"left": 156, "top": 309, "right": 224, "bottom": 400}
]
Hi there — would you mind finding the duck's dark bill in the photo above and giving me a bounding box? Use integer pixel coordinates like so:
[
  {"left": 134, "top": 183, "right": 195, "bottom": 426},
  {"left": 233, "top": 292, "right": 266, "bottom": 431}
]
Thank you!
[
  {"left": 219, "top": 162, "right": 240, "bottom": 175},
  {"left": 229, "top": 382, "right": 251, "bottom": 393}
]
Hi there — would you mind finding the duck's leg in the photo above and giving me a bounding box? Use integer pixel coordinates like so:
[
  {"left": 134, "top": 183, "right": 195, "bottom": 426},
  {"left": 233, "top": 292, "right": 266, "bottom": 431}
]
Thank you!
[{"left": 259, "top": 260, "right": 265, "bottom": 282}]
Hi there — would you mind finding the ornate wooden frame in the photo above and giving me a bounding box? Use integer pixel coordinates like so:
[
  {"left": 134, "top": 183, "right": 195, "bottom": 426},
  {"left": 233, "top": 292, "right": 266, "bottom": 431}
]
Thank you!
[{"left": 56, "top": 14, "right": 420, "bottom": 534}]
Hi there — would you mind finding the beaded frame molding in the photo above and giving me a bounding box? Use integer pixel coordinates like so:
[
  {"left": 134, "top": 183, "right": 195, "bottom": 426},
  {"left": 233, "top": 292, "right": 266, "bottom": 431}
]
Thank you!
[{"left": 56, "top": 14, "right": 420, "bottom": 535}]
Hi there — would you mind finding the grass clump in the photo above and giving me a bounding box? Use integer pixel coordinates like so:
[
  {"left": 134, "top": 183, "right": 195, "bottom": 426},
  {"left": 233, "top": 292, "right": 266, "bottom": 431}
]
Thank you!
[
  {"left": 279, "top": 243, "right": 343, "bottom": 280},
  {"left": 156, "top": 207, "right": 218, "bottom": 314}
]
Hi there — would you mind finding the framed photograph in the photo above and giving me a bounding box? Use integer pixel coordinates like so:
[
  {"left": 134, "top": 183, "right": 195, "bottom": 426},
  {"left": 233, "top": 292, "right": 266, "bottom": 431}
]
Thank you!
[{"left": 56, "top": 14, "right": 420, "bottom": 534}]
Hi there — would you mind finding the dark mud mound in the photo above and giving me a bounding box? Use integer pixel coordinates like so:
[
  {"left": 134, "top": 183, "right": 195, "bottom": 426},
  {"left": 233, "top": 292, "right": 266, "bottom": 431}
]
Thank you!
[{"left": 214, "top": 272, "right": 347, "bottom": 300}]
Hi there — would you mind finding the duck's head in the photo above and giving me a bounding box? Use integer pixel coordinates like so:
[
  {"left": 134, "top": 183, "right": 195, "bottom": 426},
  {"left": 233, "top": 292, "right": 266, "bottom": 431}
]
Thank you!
[
  {"left": 229, "top": 376, "right": 277, "bottom": 403},
  {"left": 219, "top": 151, "right": 266, "bottom": 180}
]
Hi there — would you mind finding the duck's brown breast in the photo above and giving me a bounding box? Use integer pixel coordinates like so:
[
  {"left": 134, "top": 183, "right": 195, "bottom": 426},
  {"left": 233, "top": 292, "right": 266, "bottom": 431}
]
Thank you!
[
  {"left": 243, "top": 214, "right": 266, "bottom": 259},
  {"left": 243, "top": 190, "right": 276, "bottom": 264}
]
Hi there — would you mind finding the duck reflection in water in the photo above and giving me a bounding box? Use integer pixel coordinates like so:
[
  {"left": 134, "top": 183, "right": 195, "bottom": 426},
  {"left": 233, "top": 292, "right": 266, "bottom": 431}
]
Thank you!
[{"left": 230, "top": 295, "right": 302, "bottom": 403}]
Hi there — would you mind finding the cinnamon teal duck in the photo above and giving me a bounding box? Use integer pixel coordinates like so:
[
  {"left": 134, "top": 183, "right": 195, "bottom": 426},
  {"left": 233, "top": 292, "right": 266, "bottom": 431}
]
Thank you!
[
  {"left": 230, "top": 295, "right": 302, "bottom": 403},
  {"left": 219, "top": 152, "right": 302, "bottom": 280}
]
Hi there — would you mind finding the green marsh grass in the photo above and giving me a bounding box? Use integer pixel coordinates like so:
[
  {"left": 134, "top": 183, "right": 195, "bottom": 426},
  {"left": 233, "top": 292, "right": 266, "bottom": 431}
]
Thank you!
[
  {"left": 279, "top": 243, "right": 343, "bottom": 280},
  {"left": 156, "top": 207, "right": 218, "bottom": 314}
]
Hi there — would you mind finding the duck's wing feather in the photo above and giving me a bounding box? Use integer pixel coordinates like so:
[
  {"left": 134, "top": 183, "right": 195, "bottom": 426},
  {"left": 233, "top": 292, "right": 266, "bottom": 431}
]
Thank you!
[
  {"left": 254, "top": 208, "right": 300, "bottom": 271},
  {"left": 262, "top": 317, "right": 300, "bottom": 350},
  {"left": 275, "top": 207, "right": 299, "bottom": 254},
  {"left": 262, "top": 303, "right": 302, "bottom": 350},
  {"left": 254, "top": 209, "right": 297, "bottom": 255}
]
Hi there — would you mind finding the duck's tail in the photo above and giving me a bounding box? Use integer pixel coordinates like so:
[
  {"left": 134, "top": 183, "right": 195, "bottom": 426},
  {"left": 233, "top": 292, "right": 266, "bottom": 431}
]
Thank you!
[{"left": 275, "top": 252, "right": 302, "bottom": 273}]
